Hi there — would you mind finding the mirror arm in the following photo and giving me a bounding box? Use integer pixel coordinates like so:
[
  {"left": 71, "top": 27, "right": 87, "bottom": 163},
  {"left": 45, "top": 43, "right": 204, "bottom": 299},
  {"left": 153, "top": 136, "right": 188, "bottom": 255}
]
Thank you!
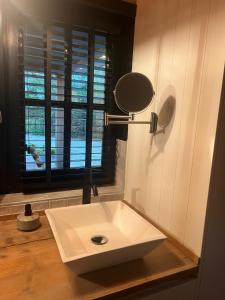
[
  {"left": 105, "top": 112, "right": 158, "bottom": 134},
  {"left": 104, "top": 113, "right": 132, "bottom": 126},
  {"left": 106, "top": 114, "right": 133, "bottom": 119}
]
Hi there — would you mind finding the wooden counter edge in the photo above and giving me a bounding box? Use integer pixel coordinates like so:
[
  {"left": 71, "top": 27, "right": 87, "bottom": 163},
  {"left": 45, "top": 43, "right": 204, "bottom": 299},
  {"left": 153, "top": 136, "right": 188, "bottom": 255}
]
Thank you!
[{"left": 96, "top": 265, "right": 199, "bottom": 299}]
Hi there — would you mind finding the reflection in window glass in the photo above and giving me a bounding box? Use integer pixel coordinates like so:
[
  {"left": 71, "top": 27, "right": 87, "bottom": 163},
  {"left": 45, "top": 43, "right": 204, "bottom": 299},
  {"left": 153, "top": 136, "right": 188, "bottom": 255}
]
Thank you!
[
  {"left": 71, "top": 30, "right": 89, "bottom": 103},
  {"left": 23, "top": 24, "right": 45, "bottom": 100},
  {"left": 25, "top": 106, "right": 46, "bottom": 171},
  {"left": 94, "top": 35, "right": 107, "bottom": 104},
  {"left": 70, "top": 109, "right": 87, "bottom": 168},
  {"left": 51, "top": 25, "right": 65, "bottom": 102},
  {"left": 51, "top": 108, "right": 64, "bottom": 169},
  {"left": 25, "top": 71, "right": 45, "bottom": 100},
  {"left": 92, "top": 110, "right": 104, "bottom": 167}
]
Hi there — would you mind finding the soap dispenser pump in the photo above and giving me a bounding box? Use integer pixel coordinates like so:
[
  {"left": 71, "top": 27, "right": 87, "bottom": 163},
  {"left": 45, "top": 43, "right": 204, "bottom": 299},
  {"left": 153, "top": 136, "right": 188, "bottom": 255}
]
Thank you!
[{"left": 17, "top": 203, "right": 40, "bottom": 231}]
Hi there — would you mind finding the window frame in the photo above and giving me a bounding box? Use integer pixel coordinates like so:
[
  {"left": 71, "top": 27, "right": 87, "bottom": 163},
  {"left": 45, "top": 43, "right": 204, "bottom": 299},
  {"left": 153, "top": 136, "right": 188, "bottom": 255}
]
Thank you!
[
  {"left": 18, "top": 21, "right": 116, "bottom": 192},
  {"left": 1, "top": 0, "right": 135, "bottom": 194}
]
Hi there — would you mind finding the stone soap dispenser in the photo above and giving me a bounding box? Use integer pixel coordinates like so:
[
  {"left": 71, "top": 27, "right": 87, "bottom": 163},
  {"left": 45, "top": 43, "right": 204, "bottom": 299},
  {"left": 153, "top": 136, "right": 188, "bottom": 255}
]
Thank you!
[{"left": 17, "top": 203, "right": 40, "bottom": 231}]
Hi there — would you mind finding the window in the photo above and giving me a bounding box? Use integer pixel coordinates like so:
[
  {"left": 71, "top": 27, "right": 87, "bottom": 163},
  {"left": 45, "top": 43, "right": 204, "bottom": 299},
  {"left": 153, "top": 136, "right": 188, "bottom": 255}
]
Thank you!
[{"left": 18, "top": 21, "right": 115, "bottom": 189}]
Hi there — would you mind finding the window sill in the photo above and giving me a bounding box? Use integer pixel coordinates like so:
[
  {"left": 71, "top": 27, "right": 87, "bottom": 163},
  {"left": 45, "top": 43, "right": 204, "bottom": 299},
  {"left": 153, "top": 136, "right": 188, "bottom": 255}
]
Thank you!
[{"left": 0, "top": 185, "right": 124, "bottom": 216}]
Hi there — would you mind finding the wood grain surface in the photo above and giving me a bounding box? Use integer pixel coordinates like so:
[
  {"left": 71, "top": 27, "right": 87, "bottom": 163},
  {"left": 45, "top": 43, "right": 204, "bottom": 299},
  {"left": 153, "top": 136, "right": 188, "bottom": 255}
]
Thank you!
[
  {"left": 0, "top": 216, "right": 198, "bottom": 300},
  {"left": 0, "top": 216, "right": 53, "bottom": 248}
]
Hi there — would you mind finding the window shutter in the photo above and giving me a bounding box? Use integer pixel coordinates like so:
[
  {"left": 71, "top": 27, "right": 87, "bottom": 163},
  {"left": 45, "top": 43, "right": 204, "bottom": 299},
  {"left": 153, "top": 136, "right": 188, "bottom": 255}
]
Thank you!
[{"left": 18, "top": 20, "right": 116, "bottom": 190}]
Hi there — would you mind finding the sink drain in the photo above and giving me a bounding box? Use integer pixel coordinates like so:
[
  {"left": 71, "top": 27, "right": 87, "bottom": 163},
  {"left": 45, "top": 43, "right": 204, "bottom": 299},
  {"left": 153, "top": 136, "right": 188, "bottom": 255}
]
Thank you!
[{"left": 91, "top": 235, "right": 108, "bottom": 245}]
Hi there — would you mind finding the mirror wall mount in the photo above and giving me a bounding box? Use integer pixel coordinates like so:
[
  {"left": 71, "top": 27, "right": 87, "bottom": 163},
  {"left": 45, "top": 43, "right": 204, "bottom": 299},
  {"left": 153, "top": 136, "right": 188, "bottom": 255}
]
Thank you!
[{"left": 104, "top": 112, "right": 158, "bottom": 134}]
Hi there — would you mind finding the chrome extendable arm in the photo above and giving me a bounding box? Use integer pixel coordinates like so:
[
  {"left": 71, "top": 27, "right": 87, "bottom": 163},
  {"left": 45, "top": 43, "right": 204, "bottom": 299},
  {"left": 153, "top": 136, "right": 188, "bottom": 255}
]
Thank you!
[{"left": 104, "top": 112, "right": 158, "bottom": 134}]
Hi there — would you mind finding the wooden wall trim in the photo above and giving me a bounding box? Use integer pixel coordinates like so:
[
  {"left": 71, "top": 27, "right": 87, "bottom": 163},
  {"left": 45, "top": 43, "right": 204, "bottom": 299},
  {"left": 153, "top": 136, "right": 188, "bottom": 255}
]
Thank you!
[
  {"left": 197, "top": 67, "right": 225, "bottom": 299},
  {"left": 0, "top": 0, "right": 7, "bottom": 194}
]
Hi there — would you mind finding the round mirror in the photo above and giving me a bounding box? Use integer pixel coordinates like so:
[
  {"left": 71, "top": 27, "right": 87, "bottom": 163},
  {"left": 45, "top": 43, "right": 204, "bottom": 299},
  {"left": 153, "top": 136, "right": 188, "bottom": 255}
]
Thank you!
[{"left": 114, "top": 72, "right": 155, "bottom": 114}]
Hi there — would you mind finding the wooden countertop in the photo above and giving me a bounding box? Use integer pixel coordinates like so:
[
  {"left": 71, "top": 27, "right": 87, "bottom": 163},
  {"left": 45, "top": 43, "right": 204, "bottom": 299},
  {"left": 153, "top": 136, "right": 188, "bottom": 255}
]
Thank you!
[{"left": 0, "top": 216, "right": 198, "bottom": 300}]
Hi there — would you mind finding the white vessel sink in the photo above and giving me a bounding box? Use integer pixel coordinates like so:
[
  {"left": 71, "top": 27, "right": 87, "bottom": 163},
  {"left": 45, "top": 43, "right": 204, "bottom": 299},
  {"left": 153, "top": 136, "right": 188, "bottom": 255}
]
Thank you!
[{"left": 45, "top": 200, "right": 166, "bottom": 274}]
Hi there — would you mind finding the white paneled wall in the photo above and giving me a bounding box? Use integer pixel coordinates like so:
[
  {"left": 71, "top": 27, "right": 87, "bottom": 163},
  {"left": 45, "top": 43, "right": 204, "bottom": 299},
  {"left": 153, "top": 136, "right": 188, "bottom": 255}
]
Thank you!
[{"left": 125, "top": 0, "right": 225, "bottom": 256}]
